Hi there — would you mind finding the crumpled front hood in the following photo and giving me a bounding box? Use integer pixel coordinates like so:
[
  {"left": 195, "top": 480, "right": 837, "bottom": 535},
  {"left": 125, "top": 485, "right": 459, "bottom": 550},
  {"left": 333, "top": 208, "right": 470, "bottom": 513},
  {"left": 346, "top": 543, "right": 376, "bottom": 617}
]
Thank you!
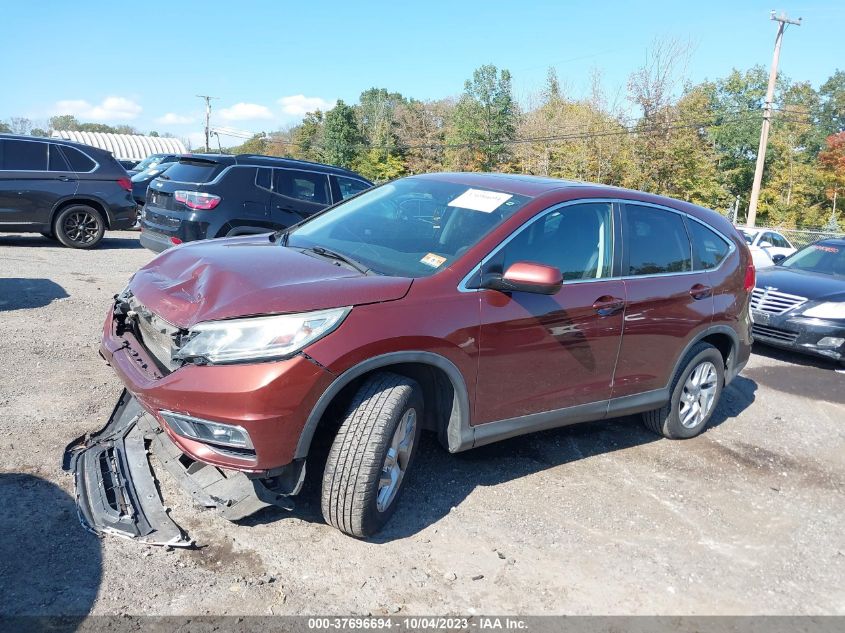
[{"left": 130, "top": 235, "right": 413, "bottom": 328}]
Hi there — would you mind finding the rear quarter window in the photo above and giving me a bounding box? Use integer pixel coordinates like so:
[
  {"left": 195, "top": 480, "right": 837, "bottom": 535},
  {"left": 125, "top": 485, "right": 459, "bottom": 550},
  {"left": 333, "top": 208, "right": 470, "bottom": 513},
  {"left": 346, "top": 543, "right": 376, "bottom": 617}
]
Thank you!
[
  {"left": 61, "top": 146, "right": 97, "bottom": 172},
  {"left": 164, "top": 161, "right": 223, "bottom": 183}
]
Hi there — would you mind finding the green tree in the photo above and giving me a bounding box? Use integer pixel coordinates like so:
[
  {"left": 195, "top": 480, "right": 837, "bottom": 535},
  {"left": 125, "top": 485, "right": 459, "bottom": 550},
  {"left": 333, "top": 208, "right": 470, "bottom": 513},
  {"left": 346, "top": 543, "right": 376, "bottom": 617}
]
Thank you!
[
  {"left": 0, "top": 121, "right": 11, "bottom": 133},
  {"left": 229, "top": 133, "right": 269, "bottom": 155},
  {"left": 818, "top": 132, "right": 845, "bottom": 229},
  {"left": 447, "top": 64, "right": 518, "bottom": 171},
  {"left": 321, "top": 100, "right": 362, "bottom": 169},
  {"left": 289, "top": 110, "right": 324, "bottom": 162},
  {"left": 30, "top": 128, "right": 49, "bottom": 137},
  {"left": 49, "top": 115, "right": 81, "bottom": 131},
  {"left": 816, "top": 70, "right": 845, "bottom": 139}
]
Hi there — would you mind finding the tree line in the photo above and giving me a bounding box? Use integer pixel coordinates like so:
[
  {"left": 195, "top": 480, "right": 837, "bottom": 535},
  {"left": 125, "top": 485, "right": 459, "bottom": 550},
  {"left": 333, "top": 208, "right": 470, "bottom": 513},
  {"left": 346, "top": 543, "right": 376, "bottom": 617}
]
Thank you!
[
  {"left": 232, "top": 52, "right": 845, "bottom": 230},
  {"left": 0, "top": 115, "right": 170, "bottom": 138}
]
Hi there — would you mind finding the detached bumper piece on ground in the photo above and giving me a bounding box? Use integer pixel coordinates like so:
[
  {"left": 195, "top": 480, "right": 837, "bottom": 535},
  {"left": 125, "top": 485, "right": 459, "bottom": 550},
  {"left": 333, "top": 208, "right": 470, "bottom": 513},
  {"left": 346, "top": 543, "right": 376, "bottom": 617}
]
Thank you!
[{"left": 63, "top": 390, "right": 297, "bottom": 546}]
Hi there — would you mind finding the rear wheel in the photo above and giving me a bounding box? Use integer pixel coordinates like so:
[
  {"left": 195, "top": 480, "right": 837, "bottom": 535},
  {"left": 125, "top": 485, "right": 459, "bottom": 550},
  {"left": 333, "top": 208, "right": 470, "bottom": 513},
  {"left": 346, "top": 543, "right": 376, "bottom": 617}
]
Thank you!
[
  {"left": 642, "top": 342, "right": 724, "bottom": 439},
  {"left": 321, "top": 372, "right": 423, "bottom": 537},
  {"left": 54, "top": 205, "right": 105, "bottom": 249}
]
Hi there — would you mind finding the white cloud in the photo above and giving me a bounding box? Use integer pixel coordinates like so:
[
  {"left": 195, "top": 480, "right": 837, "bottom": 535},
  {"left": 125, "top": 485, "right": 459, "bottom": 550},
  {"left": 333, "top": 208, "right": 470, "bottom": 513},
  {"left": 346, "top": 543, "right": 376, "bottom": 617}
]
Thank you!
[
  {"left": 278, "top": 94, "right": 332, "bottom": 117},
  {"left": 52, "top": 96, "right": 142, "bottom": 121},
  {"left": 218, "top": 102, "right": 273, "bottom": 121},
  {"left": 156, "top": 112, "right": 195, "bottom": 125}
]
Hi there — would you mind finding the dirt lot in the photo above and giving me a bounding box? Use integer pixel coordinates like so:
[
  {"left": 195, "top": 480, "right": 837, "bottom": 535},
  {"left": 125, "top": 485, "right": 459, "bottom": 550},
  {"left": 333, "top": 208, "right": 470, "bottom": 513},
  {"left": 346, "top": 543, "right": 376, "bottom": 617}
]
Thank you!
[{"left": 1, "top": 231, "right": 843, "bottom": 616}]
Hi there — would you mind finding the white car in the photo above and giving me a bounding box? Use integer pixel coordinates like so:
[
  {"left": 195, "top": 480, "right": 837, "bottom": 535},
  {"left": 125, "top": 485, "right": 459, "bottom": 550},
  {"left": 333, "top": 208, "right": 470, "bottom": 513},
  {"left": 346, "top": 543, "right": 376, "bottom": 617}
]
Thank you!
[{"left": 738, "top": 227, "right": 798, "bottom": 262}]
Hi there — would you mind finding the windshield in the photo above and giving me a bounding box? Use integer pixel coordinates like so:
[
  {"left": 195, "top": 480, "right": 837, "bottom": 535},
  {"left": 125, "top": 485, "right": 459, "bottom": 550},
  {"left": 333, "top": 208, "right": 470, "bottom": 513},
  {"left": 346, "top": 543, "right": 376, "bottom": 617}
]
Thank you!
[
  {"left": 780, "top": 241, "right": 845, "bottom": 276},
  {"left": 133, "top": 155, "right": 166, "bottom": 172},
  {"left": 286, "top": 177, "right": 532, "bottom": 277},
  {"left": 131, "top": 162, "right": 174, "bottom": 182}
]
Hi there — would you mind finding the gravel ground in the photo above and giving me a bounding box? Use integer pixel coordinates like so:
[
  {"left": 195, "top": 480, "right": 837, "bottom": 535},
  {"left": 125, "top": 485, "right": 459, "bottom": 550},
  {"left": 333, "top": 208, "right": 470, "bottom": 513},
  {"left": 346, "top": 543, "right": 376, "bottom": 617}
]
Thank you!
[{"left": 0, "top": 231, "right": 843, "bottom": 616}]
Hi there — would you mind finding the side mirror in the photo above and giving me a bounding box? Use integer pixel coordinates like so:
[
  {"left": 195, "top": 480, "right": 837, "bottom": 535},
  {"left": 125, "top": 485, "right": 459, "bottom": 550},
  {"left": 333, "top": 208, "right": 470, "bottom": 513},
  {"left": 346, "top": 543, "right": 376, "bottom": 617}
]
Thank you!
[
  {"left": 481, "top": 261, "right": 563, "bottom": 295},
  {"left": 759, "top": 241, "right": 773, "bottom": 249},
  {"left": 772, "top": 253, "right": 786, "bottom": 264}
]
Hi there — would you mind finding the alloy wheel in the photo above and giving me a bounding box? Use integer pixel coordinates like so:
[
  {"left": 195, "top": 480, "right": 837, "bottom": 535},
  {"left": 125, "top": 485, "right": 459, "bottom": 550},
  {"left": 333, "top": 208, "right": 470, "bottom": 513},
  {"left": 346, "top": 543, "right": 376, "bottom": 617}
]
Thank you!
[
  {"left": 679, "top": 361, "right": 718, "bottom": 428},
  {"left": 376, "top": 407, "right": 417, "bottom": 512},
  {"left": 62, "top": 211, "right": 100, "bottom": 245}
]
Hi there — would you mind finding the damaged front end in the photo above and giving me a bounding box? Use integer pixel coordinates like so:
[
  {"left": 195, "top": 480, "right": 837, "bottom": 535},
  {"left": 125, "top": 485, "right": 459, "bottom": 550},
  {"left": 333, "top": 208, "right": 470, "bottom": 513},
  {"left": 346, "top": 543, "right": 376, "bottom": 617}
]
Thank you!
[{"left": 63, "top": 390, "right": 303, "bottom": 546}]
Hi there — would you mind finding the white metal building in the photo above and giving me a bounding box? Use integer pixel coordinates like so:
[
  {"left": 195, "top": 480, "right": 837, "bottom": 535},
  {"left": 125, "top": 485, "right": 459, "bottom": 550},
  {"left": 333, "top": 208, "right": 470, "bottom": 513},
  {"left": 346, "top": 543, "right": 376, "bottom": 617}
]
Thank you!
[{"left": 50, "top": 131, "right": 187, "bottom": 161}]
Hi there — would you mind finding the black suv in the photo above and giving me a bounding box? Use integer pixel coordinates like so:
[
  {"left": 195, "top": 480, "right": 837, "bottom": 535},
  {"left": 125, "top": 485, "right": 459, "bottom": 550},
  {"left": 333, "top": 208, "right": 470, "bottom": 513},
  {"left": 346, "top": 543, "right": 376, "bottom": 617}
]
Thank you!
[
  {"left": 138, "top": 154, "right": 372, "bottom": 252},
  {"left": 0, "top": 134, "right": 137, "bottom": 248}
]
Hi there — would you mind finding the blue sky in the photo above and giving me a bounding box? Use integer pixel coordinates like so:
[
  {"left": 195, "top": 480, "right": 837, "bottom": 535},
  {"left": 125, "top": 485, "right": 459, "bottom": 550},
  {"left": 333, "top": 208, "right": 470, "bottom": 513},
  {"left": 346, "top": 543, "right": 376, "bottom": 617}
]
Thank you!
[{"left": 2, "top": 0, "right": 841, "bottom": 148}]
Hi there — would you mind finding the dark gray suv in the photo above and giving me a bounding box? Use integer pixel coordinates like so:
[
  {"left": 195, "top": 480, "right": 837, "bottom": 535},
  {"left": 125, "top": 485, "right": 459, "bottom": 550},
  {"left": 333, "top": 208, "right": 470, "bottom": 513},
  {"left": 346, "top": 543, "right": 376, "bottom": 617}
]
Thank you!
[
  {"left": 0, "top": 134, "right": 137, "bottom": 248},
  {"left": 138, "top": 154, "right": 372, "bottom": 252}
]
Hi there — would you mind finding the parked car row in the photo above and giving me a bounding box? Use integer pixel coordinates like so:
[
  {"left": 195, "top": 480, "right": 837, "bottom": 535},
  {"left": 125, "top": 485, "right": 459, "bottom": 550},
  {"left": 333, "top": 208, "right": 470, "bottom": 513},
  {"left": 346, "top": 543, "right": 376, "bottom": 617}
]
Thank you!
[{"left": 737, "top": 226, "right": 797, "bottom": 268}]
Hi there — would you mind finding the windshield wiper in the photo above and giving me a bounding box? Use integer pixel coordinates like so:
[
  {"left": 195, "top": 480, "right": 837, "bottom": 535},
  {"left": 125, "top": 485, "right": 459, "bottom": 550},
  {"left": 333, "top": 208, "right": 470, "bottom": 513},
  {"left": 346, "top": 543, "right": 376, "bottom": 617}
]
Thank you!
[{"left": 306, "top": 246, "right": 370, "bottom": 275}]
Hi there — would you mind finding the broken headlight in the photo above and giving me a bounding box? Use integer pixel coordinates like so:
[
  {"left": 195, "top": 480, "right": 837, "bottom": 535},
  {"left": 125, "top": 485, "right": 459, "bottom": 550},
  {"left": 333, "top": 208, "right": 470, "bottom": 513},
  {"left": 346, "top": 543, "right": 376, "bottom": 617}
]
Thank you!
[{"left": 173, "top": 307, "right": 350, "bottom": 364}]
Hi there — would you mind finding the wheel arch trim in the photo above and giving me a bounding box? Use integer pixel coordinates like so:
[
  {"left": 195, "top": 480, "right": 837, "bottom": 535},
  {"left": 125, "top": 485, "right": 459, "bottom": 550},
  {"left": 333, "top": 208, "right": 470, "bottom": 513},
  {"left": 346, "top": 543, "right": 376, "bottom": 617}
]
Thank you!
[{"left": 294, "top": 351, "right": 472, "bottom": 459}]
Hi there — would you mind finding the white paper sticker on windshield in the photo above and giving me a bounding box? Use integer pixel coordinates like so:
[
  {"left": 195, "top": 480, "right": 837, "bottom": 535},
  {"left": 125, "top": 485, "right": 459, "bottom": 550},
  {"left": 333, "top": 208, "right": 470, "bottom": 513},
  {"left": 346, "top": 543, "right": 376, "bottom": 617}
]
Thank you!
[
  {"left": 420, "top": 253, "right": 447, "bottom": 268},
  {"left": 447, "top": 189, "right": 513, "bottom": 213}
]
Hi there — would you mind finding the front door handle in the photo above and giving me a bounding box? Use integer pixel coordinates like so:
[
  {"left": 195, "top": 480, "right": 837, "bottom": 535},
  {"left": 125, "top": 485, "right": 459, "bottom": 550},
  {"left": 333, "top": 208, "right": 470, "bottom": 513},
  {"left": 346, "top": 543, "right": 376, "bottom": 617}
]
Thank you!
[
  {"left": 689, "top": 284, "right": 712, "bottom": 300},
  {"left": 57, "top": 176, "right": 73, "bottom": 182},
  {"left": 592, "top": 295, "right": 625, "bottom": 316}
]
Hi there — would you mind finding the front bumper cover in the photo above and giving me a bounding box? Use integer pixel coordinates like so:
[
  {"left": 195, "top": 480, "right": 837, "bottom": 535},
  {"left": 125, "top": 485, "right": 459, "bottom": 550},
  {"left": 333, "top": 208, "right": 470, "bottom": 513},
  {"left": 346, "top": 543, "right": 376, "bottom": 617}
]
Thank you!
[
  {"left": 63, "top": 390, "right": 304, "bottom": 546},
  {"left": 751, "top": 310, "right": 845, "bottom": 362}
]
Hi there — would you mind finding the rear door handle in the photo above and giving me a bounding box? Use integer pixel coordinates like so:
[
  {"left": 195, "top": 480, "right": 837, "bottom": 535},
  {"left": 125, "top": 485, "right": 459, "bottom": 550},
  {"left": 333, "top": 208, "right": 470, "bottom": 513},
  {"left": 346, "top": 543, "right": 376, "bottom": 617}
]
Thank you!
[
  {"left": 689, "top": 284, "right": 712, "bottom": 300},
  {"left": 592, "top": 295, "right": 625, "bottom": 316}
]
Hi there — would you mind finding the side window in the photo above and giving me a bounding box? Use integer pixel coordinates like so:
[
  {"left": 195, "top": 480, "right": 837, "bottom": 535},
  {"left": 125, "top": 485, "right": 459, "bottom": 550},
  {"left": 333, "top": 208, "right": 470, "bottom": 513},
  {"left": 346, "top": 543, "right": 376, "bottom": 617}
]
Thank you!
[
  {"left": 336, "top": 176, "right": 370, "bottom": 200},
  {"left": 48, "top": 144, "right": 71, "bottom": 171},
  {"left": 1, "top": 139, "right": 48, "bottom": 170},
  {"left": 255, "top": 167, "right": 272, "bottom": 190},
  {"left": 497, "top": 202, "right": 614, "bottom": 281},
  {"left": 687, "top": 219, "right": 730, "bottom": 270},
  {"left": 274, "top": 170, "right": 330, "bottom": 205},
  {"left": 625, "top": 205, "right": 691, "bottom": 275},
  {"left": 761, "top": 232, "right": 776, "bottom": 246},
  {"left": 61, "top": 146, "right": 96, "bottom": 172},
  {"left": 772, "top": 233, "right": 790, "bottom": 249}
]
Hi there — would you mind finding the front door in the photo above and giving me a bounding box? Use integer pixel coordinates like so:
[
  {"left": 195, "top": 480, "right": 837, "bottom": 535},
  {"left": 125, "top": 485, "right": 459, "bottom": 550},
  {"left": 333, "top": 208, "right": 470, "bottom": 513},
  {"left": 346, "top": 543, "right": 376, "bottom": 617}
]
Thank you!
[
  {"left": 473, "top": 201, "right": 625, "bottom": 424},
  {"left": 0, "top": 139, "right": 76, "bottom": 226}
]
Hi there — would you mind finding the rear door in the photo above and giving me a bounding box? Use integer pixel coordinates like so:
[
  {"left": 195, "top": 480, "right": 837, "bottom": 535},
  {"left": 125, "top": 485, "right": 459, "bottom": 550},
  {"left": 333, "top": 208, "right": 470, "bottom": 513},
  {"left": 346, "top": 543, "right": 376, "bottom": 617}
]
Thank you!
[
  {"left": 269, "top": 168, "right": 332, "bottom": 228},
  {"left": 473, "top": 201, "right": 625, "bottom": 424},
  {"left": 612, "top": 203, "right": 714, "bottom": 399},
  {"left": 0, "top": 139, "right": 77, "bottom": 226}
]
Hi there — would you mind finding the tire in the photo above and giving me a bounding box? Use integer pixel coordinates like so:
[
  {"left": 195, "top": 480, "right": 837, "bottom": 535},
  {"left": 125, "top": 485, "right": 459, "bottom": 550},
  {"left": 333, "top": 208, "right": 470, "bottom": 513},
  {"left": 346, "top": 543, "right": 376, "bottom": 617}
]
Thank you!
[
  {"left": 321, "top": 372, "right": 423, "bottom": 537},
  {"left": 54, "top": 205, "right": 105, "bottom": 249},
  {"left": 642, "top": 342, "right": 724, "bottom": 439}
]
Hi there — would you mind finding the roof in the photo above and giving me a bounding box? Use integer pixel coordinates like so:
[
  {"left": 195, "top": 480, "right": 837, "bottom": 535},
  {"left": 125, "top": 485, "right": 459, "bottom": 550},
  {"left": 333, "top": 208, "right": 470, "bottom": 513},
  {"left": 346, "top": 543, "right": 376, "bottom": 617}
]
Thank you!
[
  {"left": 234, "top": 154, "right": 371, "bottom": 180},
  {"left": 50, "top": 131, "right": 187, "bottom": 161},
  {"left": 410, "top": 172, "right": 587, "bottom": 197}
]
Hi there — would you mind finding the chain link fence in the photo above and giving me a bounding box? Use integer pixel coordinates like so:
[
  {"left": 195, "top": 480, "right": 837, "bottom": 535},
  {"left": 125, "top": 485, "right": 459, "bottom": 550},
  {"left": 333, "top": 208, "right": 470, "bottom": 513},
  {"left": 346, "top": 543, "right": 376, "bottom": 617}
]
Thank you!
[{"left": 747, "top": 226, "right": 845, "bottom": 249}]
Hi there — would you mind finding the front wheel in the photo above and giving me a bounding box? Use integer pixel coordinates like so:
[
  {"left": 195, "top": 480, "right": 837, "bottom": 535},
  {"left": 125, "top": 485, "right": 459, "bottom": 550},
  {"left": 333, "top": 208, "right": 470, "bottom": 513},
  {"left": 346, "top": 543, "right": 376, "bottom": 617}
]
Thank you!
[
  {"left": 321, "top": 372, "right": 423, "bottom": 537},
  {"left": 54, "top": 205, "right": 105, "bottom": 249},
  {"left": 642, "top": 342, "right": 724, "bottom": 439}
]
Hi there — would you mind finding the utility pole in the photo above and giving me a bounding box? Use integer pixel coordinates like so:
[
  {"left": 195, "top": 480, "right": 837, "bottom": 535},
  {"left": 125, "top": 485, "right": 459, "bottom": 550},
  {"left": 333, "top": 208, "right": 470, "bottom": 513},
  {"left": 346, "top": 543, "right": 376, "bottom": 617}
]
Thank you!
[
  {"left": 196, "top": 95, "right": 218, "bottom": 152},
  {"left": 746, "top": 11, "right": 801, "bottom": 227}
]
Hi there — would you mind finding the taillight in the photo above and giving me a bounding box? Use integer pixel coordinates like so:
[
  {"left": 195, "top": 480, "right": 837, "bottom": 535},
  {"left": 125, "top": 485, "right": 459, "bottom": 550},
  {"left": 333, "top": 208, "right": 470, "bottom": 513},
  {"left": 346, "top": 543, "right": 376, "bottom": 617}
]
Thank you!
[
  {"left": 117, "top": 177, "right": 132, "bottom": 192},
  {"left": 174, "top": 190, "right": 221, "bottom": 210},
  {"left": 170, "top": 237, "right": 183, "bottom": 245},
  {"left": 744, "top": 261, "right": 756, "bottom": 293}
]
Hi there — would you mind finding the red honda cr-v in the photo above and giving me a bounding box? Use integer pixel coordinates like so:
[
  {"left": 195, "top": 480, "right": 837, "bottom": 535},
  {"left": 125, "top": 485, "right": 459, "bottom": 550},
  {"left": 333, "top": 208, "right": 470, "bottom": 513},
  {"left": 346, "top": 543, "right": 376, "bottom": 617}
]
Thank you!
[{"left": 66, "top": 172, "right": 753, "bottom": 545}]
